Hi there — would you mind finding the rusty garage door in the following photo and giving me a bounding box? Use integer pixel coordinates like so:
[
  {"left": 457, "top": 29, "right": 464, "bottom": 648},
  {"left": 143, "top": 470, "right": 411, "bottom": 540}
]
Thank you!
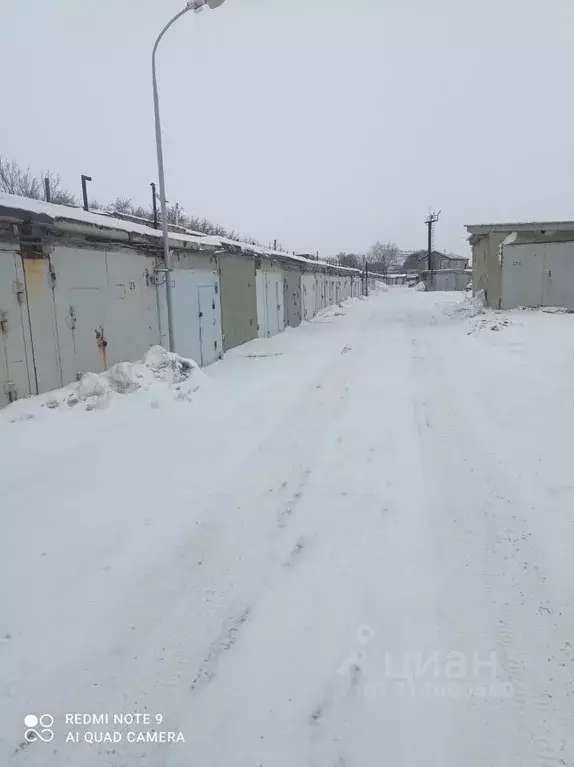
[
  {"left": 0, "top": 247, "right": 33, "bottom": 405},
  {"left": 50, "top": 246, "right": 109, "bottom": 384}
]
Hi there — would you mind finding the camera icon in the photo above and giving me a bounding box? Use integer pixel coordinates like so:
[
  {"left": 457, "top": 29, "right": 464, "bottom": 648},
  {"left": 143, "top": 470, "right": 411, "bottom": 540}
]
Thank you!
[{"left": 24, "top": 714, "right": 54, "bottom": 743}]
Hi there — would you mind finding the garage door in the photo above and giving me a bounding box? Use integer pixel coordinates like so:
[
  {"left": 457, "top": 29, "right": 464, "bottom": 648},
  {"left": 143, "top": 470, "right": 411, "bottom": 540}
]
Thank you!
[
  {"left": 542, "top": 242, "right": 574, "bottom": 309},
  {"left": 0, "top": 249, "right": 33, "bottom": 405},
  {"left": 501, "top": 243, "right": 544, "bottom": 309}
]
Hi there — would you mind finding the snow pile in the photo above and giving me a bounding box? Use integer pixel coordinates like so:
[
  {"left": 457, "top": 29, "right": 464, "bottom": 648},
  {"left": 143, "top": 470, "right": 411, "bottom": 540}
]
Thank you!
[
  {"left": 414, "top": 281, "right": 426, "bottom": 292},
  {"left": 3, "top": 346, "right": 207, "bottom": 418},
  {"left": 540, "top": 306, "right": 574, "bottom": 315},
  {"left": 448, "top": 289, "right": 486, "bottom": 318}
]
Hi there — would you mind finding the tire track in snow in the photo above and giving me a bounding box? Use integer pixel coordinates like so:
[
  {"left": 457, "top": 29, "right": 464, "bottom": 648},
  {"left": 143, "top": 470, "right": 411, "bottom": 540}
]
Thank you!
[
  {"left": 409, "top": 309, "right": 574, "bottom": 767},
  {"left": 190, "top": 607, "right": 251, "bottom": 691}
]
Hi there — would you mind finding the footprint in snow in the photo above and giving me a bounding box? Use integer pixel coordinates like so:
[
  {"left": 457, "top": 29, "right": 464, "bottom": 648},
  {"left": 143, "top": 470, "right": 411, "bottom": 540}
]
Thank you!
[{"left": 284, "top": 538, "right": 306, "bottom": 567}]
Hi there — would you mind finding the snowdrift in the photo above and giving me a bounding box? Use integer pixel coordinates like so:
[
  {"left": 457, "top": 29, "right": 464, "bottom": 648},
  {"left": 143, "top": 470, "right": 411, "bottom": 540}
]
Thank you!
[
  {"left": 2, "top": 346, "right": 208, "bottom": 420},
  {"left": 447, "top": 289, "right": 486, "bottom": 318}
]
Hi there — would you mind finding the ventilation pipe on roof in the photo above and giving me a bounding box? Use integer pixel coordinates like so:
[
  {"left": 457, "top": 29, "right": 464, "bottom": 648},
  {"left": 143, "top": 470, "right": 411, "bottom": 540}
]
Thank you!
[{"left": 81, "top": 175, "right": 92, "bottom": 212}]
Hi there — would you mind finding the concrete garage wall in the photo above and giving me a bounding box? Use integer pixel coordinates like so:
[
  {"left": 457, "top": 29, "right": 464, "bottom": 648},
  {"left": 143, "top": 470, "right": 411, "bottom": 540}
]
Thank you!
[
  {"left": 471, "top": 235, "right": 488, "bottom": 296},
  {"left": 219, "top": 253, "right": 257, "bottom": 351},
  {"left": 283, "top": 268, "right": 302, "bottom": 328},
  {"left": 472, "top": 232, "right": 506, "bottom": 307}
]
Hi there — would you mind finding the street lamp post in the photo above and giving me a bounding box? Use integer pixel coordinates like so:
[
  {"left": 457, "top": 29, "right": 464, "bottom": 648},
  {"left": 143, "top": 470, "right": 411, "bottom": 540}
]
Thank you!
[{"left": 152, "top": 0, "right": 227, "bottom": 352}]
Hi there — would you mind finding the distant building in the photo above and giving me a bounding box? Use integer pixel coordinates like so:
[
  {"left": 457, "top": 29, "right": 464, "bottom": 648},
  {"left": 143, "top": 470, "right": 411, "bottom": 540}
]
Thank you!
[
  {"left": 416, "top": 251, "right": 469, "bottom": 272},
  {"left": 404, "top": 251, "right": 470, "bottom": 291}
]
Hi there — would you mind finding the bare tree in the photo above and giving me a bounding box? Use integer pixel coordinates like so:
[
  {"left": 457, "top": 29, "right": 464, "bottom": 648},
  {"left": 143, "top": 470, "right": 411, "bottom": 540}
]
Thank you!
[
  {"left": 41, "top": 171, "right": 78, "bottom": 205},
  {"left": 0, "top": 157, "right": 42, "bottom": 198},
  {"left": 109, "top": 197, "right": 134, "bottom": 215},
  {"left": 132, "top": 205, "right": 153, "bottom": 221},
  {"left": 367, "top": 241, "right": 403, "bottom": 275},
  {"left": 336, "top": 252, "right": 361, "bottom": 269},
  {"left": 0, "top": 157, "right": 77, "bottom": 206},
  {"left": 402, "top": 249, "right": 427, "bottom": 272}
]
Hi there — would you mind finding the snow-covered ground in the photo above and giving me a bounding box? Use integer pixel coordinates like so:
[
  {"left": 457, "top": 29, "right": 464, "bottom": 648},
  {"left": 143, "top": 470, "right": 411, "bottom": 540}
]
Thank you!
[{"left": 2, "top": 288, "right": 574, "bottom": 767}]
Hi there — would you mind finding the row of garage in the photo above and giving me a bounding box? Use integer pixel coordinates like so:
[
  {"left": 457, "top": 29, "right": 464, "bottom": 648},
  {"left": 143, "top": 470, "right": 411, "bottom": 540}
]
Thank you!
[{"left": 0, "top": 194, "right": 373, "bottom": 406}]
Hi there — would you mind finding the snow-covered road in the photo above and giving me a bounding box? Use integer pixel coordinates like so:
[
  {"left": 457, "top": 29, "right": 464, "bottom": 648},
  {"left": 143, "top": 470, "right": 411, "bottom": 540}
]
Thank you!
[{"left": 2, "top": 289, "right": 574, "bottom": 767}]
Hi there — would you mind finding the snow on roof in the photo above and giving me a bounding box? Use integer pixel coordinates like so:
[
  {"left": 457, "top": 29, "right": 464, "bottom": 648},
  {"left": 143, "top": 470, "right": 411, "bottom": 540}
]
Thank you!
[
  {"left": 465, "top": 221, "right": 574, "bottom": 234},
  {"left": 417, "top": 251, "right": 468, "bottom": 262},
  {"left": 202, "top": 235, "right": 364, "bottom": 274},
  {"left": 383, "top": 273, "right": 410, "bottom": 278},
  {"left": 0, "top": 193, "right": 209, "bottom": 248},
  {"left": 96, "top": 209, "right": 208, "bottom": 239},
  {"left": 0, "top": 193, "right": 365, "bottom": 274}
]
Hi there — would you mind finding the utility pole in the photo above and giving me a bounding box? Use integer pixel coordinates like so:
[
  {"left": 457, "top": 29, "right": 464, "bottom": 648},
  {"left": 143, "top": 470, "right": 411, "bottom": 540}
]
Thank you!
[
  {"left": 424, "top": 210, "right": 440, "bottom": 289},
  {"left": 151, "top": 0, "right": 228, "bottom": 353}
]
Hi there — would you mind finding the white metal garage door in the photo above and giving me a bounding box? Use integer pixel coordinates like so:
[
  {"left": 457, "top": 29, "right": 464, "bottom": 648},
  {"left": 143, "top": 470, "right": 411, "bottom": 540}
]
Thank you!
[
  {"left": 256, "top": 270, "right": 285, "bottom": 338},
  {"left": 50, "top": 247, "right": 109, "bottom": 384},
  {"left": 501, "top": 243, "right": 545, "bottom": 309},
  {"left": 542, "top": 242, "right": 574, "bottom": 309},
  {"left": 172, "top": 269, "right": 222, "bottom": 365},
  {"left": 198, "top": 283, "right": 223, "bottom": 365},
  {"left": 302, "top": 274, "right": 316, "bottom": 321},
  {"left": 502, "top": 241, "right": 574, "bottom": 309}
]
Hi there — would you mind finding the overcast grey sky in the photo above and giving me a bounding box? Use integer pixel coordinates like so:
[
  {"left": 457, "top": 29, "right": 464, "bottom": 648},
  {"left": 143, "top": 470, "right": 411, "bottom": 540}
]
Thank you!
[{"left": 2, "top": 0, "right": 574, "bottom": 258}]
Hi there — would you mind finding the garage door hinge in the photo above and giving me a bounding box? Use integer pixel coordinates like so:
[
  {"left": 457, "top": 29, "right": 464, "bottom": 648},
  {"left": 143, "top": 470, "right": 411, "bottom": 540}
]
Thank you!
[{"left": 13, "top": 280, "right": 25, "bottom": 304}]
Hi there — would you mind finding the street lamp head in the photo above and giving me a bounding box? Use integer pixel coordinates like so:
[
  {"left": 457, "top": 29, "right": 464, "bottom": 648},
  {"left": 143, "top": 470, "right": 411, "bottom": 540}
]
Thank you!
[{"left": 187, "top": 0, "right": 226, "bottom": 10}]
